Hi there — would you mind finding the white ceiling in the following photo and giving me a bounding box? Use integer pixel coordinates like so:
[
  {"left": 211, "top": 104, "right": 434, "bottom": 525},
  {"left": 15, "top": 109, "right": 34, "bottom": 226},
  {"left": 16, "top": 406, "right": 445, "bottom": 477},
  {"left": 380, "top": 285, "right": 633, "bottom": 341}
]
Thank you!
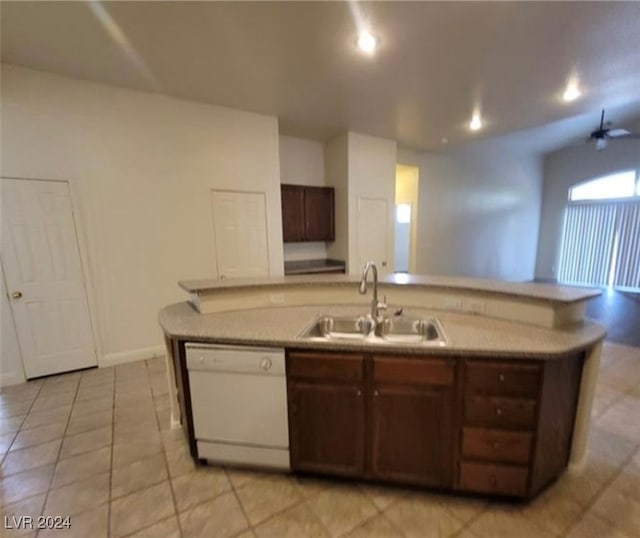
[{"left": 2, "top": 1, "right": 640, "bottom": 153}]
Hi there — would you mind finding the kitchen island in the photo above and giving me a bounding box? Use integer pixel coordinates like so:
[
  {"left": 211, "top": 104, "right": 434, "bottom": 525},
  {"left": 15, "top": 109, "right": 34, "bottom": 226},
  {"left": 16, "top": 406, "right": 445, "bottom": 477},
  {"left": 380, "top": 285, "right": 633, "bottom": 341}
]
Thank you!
[{"left": 159, "top": 274, "right": 605, "bottom": 499}]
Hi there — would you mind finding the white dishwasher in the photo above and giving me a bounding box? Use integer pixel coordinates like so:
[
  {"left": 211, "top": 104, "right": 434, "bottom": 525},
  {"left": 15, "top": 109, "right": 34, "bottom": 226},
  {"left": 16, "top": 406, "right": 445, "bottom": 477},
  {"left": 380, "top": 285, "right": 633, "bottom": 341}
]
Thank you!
[{"left": 185, "top": 343, "right": 290, "bottom": 470}]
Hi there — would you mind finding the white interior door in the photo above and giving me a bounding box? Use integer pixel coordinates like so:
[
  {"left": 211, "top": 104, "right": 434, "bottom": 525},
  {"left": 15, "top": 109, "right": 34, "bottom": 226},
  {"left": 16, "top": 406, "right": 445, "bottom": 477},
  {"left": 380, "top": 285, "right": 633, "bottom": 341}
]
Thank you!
[
  {"left": 211, "top": 190, "right": 269, "bottom": 279},
  {"left": 1, "top": 178, "right": 97, "bottom": 378},
  {"left": 356, "top": 197, "right": 389, "bottom": 274}
]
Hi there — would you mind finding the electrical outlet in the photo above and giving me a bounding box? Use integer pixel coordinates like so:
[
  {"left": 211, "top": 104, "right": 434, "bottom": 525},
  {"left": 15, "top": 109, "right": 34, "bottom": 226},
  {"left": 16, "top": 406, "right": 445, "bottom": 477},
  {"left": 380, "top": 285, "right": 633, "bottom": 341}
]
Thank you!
[
  {"left": 269, "top": 293, "right": 285, "bottom": 304},
  {"left": 444, "top": 297, "right": 463, "bottom": 310}
]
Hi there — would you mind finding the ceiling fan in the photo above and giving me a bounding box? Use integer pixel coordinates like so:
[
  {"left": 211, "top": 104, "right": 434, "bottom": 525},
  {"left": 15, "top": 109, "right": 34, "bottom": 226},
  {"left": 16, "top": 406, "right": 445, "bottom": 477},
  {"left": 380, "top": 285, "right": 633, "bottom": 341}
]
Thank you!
[{"left": 588, "top": 109, "right": 640, "bottom": 151}]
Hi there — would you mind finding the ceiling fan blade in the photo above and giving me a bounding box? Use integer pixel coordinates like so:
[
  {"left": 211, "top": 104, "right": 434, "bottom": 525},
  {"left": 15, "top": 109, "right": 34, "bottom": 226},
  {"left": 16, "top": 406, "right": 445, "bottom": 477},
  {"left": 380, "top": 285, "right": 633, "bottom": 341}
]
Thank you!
[
  {"left": 609, "top": 133, "right": 640, "bottom": 140},
  {"left": 607, "top": 129, "right": 631, "bottom": 138}
]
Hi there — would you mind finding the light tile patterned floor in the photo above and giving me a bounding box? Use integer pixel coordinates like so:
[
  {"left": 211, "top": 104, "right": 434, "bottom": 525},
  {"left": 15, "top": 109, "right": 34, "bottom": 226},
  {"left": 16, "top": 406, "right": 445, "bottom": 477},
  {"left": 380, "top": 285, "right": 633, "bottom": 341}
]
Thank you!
[{"left": 1, "top": 341, "right": 639, "bottom": 537}]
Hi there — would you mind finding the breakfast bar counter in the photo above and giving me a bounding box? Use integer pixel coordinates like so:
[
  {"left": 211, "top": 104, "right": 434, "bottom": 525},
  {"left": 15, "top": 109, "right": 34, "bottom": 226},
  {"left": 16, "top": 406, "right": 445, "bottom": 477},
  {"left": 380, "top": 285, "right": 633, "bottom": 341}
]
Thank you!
[{"left": 159, "top": 274, "right": 605, "bottom": 500}]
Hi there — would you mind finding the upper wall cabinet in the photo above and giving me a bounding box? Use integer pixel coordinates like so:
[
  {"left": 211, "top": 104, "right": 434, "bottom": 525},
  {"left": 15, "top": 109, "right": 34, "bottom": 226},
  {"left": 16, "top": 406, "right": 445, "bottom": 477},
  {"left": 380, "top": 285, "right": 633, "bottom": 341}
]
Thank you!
[
  {"left": 281, "top": 184, "right": 334, "bottom": 242},
  {"left": 281, "top": 185, "right": 305, "bottom": 242}
]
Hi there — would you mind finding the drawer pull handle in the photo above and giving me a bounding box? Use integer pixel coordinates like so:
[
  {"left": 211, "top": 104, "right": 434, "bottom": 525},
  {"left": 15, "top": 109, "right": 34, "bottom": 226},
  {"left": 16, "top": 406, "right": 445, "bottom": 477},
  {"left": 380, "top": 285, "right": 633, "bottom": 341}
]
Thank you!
[
  {"left": 373, "top": 389, "right": 379, "bottom": 397},
  {"left": 495, "top": 407, "right": 503, "bottom": 416},
  {"left": 498, "top": 373, "right": 505, "bottom": 382}
]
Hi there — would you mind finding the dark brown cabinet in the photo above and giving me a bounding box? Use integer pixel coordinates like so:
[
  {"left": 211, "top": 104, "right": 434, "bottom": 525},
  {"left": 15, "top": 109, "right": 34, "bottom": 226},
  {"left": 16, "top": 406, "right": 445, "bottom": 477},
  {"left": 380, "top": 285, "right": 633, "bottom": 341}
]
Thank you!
[
  {"left": 457, "top": 354, "right": 583, "bottom": 497},
  {"left": 285, "top": 349, "right": 584, "bottom": 498},
  {"left": 371, "top": 356, "right": 456, "bottom": 487},
  {"left": 287, "top": 351, "right": 365, "bottom": 477},
  {"left": 281, "top": 185, "right": 305, "bottom": 242},
  {"left": 303, "top": 186, "right": 334, "bottom": 241},
  {"left": 171, "top": 336, "right": 586, "bottom": 500},
  {"left": 287, "top": 351, "right": 457, "bottom": 487},
  {"left": 281, "top": 184, "right": 334, "bottom": 242}
]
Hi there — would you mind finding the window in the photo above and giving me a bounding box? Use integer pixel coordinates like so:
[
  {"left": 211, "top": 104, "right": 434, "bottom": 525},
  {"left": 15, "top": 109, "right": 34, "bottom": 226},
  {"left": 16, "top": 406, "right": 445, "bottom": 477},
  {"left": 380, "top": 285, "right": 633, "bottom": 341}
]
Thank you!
[
  {"left": 559, "top": 168, "right": 640, "bottom": 291},
  {"left": 396, "top": 203, "right": 411, "bottom": 223},
  {"left": 569, "top": 170, "right": 638, "bottom": 201}
]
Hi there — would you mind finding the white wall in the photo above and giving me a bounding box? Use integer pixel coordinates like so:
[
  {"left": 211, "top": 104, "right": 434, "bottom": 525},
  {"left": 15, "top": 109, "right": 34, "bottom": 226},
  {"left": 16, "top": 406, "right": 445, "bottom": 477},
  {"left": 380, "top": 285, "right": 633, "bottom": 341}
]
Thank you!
[
  {"left": 279, "top": 135, "right": 327, "bottom": 261},
  {"left": 1, "top": 266, "right": 26, "bottom": 386},
  {"left": 279, "top": 135, "right": 325, "bottom": 186},
  {"left": 415, "top": 143, "right": 543, "bottom": 281},
  {"left": 1, "top": 64, "right": 284, "bottom": 371},
  {"left": 324, "top": 132, "right": 397, "bottom": 274},
  {"left": 325, "top": 133, "right": 350, "bottom": 267},
  {"left": 535, "top": 137, "right": 640, "bottom": 280},
  {"left": 347, "top": 133, "right": 397, "bottom": 275}
]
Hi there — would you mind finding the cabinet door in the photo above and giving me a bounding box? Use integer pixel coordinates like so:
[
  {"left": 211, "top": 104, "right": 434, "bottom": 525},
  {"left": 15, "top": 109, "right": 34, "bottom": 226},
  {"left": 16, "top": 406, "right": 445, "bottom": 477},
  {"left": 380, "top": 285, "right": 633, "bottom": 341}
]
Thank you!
[
  {"left": 288, "top": 380, "right": 364, "bottom": 477},
  {"left": 371, "top": 357, "right": 455, "bottom": 487},
  {"left": 281, "top": 185, "right": 305, "bottom": 242},
  {"left": 304, "top": 186, "right": 334, "bottom": 242}
]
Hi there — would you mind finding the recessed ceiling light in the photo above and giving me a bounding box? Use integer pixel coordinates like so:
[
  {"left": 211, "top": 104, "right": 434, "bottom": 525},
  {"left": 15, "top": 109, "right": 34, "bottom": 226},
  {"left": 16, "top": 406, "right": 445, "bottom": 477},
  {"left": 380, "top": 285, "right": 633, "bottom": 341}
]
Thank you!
[
  {"left": 469, "top": 112, "right": 482, "bottom": 131},
  {"left": 563, "top": 81, "right": 582, "bottom": 102},
  {"left": 357, "top": 30, "right": 379, "bottom": 54}
]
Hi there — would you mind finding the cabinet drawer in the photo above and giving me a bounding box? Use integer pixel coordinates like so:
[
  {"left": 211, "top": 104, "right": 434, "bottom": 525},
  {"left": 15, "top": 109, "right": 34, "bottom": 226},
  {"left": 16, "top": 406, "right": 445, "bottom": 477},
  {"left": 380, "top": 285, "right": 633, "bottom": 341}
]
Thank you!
[
  {"left": 459, "top": 461, "right": 528, "bottom": 497},
  {"left": 373, "top": 357, "right": 455, "bottom": 386},
  {"left": 287, "top": 352, "right": 364, "bottom": 382},
  {"left": 465, "top": 361, "right": 541, "bottom": 397},
  {"left": 464, "top": 397, "right": 537, "bottom": 429},
  {"left": 462, "top": 427, "right": 532, "bottom": 465}
]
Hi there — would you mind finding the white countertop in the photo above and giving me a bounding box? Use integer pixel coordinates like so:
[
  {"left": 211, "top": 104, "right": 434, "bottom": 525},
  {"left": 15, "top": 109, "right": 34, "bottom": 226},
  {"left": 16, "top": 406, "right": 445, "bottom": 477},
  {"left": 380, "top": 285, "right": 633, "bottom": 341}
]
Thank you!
[
  {"left": 179, "top": 273, "right": 600, "bottom": 305},
  {"left": 159, "top": 302, "right": 605, "bottom": 359}
]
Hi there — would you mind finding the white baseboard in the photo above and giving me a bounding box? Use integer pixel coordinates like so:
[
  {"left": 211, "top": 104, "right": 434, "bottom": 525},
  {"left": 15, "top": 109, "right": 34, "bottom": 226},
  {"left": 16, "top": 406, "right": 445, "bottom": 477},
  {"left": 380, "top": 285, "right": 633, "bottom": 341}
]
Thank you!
[
  {"left": 0, "top": 370, "right": 27, "bottom": 387},
  {"left": 100, "top": 345, "right": 166, "bottom": 368}
]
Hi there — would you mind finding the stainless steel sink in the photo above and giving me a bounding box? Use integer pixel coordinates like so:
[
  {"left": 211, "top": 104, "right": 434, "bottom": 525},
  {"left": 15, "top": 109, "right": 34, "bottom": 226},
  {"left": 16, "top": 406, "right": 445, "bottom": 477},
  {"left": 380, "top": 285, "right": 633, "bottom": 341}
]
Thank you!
[
  {"left": 299, "top": 315, "right": 446, "bottom": 346},
  {"left": 375, "top": 317, "right": 445, "bottom": 344},
  {"left": 300, "top": 315, "right": 374, "bottom": 341}
]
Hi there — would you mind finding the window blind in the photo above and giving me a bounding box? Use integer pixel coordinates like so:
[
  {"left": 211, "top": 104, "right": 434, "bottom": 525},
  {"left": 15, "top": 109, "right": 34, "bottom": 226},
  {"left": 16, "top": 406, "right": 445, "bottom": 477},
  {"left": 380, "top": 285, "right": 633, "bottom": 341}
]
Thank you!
[
  {"left": 612, "top": 201, "right": 640, "bottom": 289},
  {"left": 557, "top": 203, "right": 617, "bottom": 286}
]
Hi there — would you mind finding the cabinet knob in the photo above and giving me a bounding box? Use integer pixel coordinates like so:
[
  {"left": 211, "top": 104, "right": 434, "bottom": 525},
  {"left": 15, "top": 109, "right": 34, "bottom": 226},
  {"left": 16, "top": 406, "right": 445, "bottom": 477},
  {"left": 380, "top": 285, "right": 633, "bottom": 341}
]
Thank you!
[
  {"left": 260, "top": 358, "right": 272, "bottom": 371},
  {"left": 11, "top": 291, "right": 23, "bottom": 299},
  {"left": 374, "top": 389, "right": 379, "bottom": 397},
  {"left": 498, "top": 373, "right": 505, "bottom": 382},
  {"left": 356, "top": 389, "right": 362, "bottom": 396},
  {"left": 495, "top": 407, "right": 503, "bottom": 416},
  {"left": 199, "top": 356, "right": 205, "bottom": 364}
]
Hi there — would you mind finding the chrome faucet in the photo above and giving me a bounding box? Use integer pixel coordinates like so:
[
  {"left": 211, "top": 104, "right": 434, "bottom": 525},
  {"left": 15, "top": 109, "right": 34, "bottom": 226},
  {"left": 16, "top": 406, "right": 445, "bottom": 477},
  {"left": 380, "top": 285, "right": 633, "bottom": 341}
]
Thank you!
[{"left": 359, "top": 261, "right": 387, "bottom": 320}]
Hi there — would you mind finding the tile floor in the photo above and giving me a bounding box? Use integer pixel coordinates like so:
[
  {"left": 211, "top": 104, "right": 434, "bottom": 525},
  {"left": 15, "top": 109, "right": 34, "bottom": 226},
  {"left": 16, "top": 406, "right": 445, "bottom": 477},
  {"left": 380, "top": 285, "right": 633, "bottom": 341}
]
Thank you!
[{"left": 1, "top": 341, "right": 639, "bottom": 537}]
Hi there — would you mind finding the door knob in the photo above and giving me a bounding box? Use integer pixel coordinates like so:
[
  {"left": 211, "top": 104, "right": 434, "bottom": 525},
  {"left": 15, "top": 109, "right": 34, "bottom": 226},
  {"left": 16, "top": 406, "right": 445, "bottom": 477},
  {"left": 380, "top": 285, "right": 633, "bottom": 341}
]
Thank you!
[{"left": 11, "top": 291, "right": 23, "bottom": 299}]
